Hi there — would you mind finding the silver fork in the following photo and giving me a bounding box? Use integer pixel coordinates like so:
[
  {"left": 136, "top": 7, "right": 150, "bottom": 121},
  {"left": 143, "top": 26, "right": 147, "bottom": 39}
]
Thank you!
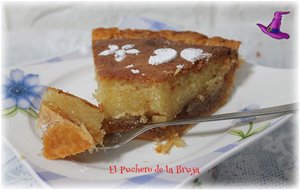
[{"left": 97, "top": 103, "right": 298, "bottom": 149}]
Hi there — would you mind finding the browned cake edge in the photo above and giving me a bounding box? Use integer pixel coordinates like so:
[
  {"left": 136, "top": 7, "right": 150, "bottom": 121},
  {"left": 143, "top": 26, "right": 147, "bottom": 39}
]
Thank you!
[
  {"left": 46, "top": 87, "right": 99, "bottom": 110},
  {"left": 92, "top": 27, "right": 241, "bottom": 50}
]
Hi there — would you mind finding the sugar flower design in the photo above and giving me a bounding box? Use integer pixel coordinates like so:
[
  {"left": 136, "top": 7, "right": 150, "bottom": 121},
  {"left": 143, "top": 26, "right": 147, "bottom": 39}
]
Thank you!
[
  {"left": 99, "top": 44, "right": 140, "bottom": 62},
  {"left": 130, "top": 69, "right": 140, "bottom": 74},
  {"left": 180, "top": 48, "right": 212, "bottom": 64},
  {"left": 2, "top": 69, "right": 45, "bottom": 118},
  {"left": 148, "top": 48, "right": 177, "bottom": 65},
  {"left": 147, "top": 48, "right": 212, "bottom": 65}
]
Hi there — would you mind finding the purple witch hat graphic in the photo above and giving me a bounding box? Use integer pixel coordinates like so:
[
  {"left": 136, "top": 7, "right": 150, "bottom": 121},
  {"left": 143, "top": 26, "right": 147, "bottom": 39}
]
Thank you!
[{"left": 257, "top": 11, "right": 290, "bottom": 39}]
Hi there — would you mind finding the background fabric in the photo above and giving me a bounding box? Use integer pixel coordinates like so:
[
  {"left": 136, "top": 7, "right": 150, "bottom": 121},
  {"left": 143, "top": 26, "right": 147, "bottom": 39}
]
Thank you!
[{"left": 3, "top": 2, "right": 297, "bottom": 68}]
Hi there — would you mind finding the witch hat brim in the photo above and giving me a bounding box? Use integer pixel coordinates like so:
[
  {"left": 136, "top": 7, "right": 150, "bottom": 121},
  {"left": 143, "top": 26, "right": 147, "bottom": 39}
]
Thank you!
[{"left": 257, "top": 23, "right": 290, "bottom": 39}]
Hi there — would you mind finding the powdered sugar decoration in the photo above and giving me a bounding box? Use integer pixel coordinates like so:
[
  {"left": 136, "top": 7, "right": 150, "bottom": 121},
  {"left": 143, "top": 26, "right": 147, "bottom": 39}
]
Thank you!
[
  {"left": 131, "top": 69, "right": 140, "bottom": 74},
  {"left": 148, "top": 48, "right": 177, "bottom": 65},
  {"left": 180, "top": 48, "right": 212, "bottom": 64},
  {"left": 100, "top": 44, "right": 212, "bottom": 65},
  {"left": 99, "top": 44, "right": 140, "bottom": 62},
  {"left": 125, "top": 64, "right": 134, "bottom": 68},
  {"left": 121, "top": 44, "right": 134, "bottom": 50},
  {"left": 99, "top": 45, "right": 118, "bottom": 56}
]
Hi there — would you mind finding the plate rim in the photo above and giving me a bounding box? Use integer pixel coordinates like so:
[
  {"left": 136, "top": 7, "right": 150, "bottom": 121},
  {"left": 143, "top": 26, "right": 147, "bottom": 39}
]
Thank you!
[{"left": 2, "top": 58, "right": 297, "bottom": 187}]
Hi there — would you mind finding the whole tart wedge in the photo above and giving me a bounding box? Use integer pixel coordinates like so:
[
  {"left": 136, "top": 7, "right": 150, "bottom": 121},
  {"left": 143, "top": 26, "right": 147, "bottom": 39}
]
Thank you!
[{"left": 92, "top": 28, "right": 241, "bottom": 141}]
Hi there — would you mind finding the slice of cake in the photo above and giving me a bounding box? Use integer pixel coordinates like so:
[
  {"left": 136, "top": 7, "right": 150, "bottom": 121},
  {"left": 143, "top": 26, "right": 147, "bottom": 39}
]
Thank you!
[
  {"left": 92, "top": 28, "right": 241, "bottom": 141},
  {"left": 37, "top": 87, "right": 105, "bottom": 160}
]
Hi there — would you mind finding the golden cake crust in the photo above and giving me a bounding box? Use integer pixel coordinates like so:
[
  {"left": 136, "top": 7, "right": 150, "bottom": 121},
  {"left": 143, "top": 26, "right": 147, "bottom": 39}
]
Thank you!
[
  {"left": 49, "top": 88, "right": 98, "bottom": 110},
  {"left": 93, "top": 38, "right": 234, "bottom": 82},
  {"left": 92, "top": 28, "right": 240, "bottom": 50},
  {"left": 43, "top": 121, "right": 94, "bottom": 160}
]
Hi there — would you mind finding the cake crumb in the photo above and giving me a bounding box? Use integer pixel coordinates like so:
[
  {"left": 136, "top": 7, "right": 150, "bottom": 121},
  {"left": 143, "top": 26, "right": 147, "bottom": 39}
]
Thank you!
[
  {"left": 131, "top": 69, "right": 140, "bottom": 74},
  {"left": 140, "top": 115, "right": 148, "bottom": 124},
  {"left": 155, "top": 133, "right": 187, "bottom": 154},
  {"left": 20, "top": 154, "right": 25, "bottom": 160},
  {"left": 198, "top": 94, "right": 205, "bottom": 102},
  {"left": 40, "top": 124, "right": 48, "bottom": 133},
  {"left": 174, "top": 64, "right": 184, "bottom": 76}
]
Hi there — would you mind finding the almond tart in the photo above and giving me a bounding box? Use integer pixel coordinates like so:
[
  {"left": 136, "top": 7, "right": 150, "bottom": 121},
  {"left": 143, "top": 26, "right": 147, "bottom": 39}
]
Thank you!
[{"left": 92, "top": 28, "right": 241, "bottom": 141}]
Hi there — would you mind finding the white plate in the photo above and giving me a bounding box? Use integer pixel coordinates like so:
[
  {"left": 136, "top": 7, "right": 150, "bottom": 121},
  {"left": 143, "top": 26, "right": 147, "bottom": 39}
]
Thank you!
[{"left": 2, "top": 58, "right": 297, "bottom": 187}]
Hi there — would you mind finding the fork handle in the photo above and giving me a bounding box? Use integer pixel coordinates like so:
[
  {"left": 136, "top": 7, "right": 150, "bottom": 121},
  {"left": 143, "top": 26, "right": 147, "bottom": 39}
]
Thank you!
[{"left": 146, "top": 103, "right": 298, "bottom": 130}]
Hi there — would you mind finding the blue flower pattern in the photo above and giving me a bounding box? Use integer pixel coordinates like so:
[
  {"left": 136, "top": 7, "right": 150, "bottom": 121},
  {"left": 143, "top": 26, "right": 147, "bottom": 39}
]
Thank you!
[
  {"left": 2, "top": 69, "right": 45, "bottom": 118},
  {"left": 231, "top": 104, "right": 260, "bottom": 125}
]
